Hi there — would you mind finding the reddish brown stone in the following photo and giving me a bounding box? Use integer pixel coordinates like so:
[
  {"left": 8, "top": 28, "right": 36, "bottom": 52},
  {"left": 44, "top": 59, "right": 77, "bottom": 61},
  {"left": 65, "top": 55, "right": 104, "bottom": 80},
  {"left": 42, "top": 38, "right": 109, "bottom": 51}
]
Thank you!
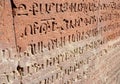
[
  {"left": 0, "top": 0, "right": 16, "bottom": 49},
  {"left": 0, "top": 0, "right": 120, "bottom": 84}
]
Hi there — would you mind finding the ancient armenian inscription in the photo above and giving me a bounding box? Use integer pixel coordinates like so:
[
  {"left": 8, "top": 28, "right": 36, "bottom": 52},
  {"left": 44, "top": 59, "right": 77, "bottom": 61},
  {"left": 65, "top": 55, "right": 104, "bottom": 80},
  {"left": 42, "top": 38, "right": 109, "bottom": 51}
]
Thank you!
[{"left": 0, "top": 0, "right": 120, "bottom": 84}]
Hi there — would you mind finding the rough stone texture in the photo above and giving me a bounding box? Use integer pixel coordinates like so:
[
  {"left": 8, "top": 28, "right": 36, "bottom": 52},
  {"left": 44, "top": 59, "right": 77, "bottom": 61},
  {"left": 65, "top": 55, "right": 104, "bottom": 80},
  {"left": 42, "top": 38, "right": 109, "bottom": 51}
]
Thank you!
[
  {"left": 0, "top": 0, "right": 16, "bottom": 49},
  {"left": 0, "top": 0, "right": 120, "bottom": 84}
]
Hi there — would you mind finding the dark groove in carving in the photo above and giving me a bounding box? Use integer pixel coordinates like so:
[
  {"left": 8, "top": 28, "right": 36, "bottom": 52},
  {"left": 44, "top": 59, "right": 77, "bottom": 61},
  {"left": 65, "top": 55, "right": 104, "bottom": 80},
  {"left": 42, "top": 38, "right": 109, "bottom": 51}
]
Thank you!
[
  {"left": 10, "top": 0, "right": 16, "bottom": 9},
  {"left": 10, "top": 0, "right": 18, "bottom": 52}
]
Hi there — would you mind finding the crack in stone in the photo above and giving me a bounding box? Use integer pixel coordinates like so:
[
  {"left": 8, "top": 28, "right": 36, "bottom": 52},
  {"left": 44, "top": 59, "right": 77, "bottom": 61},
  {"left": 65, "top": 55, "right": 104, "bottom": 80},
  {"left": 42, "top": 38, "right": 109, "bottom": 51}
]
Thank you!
[
  {"left": 10, "top": 0, "right": 16, "bottom": 9},
  {"left": 10, "top": 0, "right": 18, "bottom": 52},
  {"left": 10, "top": 1, "right": 23, "bottom": 83}
]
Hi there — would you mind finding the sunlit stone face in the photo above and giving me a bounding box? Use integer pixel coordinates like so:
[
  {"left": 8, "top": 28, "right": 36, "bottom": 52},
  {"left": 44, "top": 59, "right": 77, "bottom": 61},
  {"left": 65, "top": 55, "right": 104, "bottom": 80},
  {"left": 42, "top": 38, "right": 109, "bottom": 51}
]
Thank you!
[
  {"left": 0, "top": 1, "right": 4, "bottom": 17},
  {"left": 0, "top": 0, "right": 120, "bottom": 84}
]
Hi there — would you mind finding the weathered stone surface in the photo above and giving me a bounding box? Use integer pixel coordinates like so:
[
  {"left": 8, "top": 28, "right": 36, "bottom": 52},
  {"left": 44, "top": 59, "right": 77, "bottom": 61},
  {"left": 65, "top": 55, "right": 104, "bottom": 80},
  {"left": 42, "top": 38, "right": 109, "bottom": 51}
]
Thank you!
[
  {"left": 0, "top": 0, "right": 16, "bottom": 49},
  {"left": 0, "top": 0, "right": 120, "bottom": 84}
]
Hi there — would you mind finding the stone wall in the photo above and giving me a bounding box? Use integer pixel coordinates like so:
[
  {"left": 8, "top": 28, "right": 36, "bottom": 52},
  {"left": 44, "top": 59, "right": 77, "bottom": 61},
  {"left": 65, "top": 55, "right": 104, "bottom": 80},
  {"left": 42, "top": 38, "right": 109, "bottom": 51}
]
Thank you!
[{"left": 0, "top": 0, "right": 120, "bottom": 84}]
